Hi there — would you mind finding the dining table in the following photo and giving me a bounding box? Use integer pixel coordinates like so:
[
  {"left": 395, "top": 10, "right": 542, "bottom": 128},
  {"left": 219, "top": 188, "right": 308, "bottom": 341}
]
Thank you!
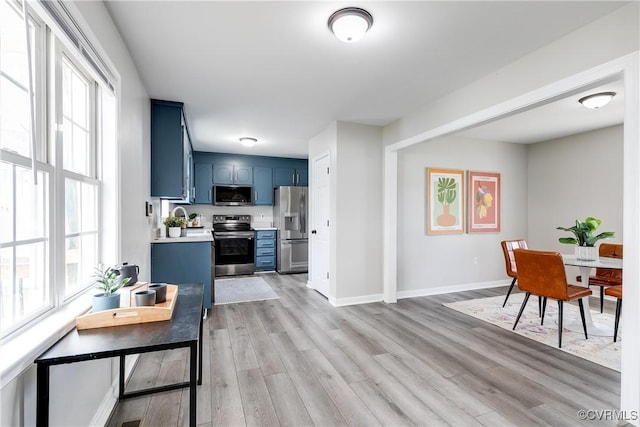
[{"left": 562, "top": 254, "right": 623, "bottom": 336}]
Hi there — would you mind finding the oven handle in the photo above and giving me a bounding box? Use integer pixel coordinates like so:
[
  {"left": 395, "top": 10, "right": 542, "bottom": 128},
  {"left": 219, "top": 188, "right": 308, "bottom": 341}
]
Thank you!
[{"left": 214, "top": 234, "right": 254, "bottom": 240}]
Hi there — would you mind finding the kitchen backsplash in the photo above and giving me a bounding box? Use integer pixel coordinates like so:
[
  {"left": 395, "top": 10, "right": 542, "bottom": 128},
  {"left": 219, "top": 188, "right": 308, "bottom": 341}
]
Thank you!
[{"left": 167, "top": 203, "right": 275, "bottom": 229}]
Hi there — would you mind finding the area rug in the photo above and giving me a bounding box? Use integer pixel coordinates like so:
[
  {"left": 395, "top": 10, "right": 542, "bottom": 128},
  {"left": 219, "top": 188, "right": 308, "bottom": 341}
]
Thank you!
[
  {"left": 443, "top": 293, "right": 621, "bottom": 371},
  {"left": 214, "top": 276, "right": 279, "bottom": 305}
]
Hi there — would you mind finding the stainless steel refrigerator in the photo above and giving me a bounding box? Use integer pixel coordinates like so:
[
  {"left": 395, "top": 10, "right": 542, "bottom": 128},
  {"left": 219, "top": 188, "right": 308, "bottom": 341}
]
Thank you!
[{"left": 274, "top": 186, "right": 308, "bottom": 273}]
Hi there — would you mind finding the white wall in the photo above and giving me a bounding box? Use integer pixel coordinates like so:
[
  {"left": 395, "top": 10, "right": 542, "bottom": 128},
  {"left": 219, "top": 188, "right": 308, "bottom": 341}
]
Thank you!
[
  {"left": 335, "top": 122, "right": 383, "bottom": 301},
  {"left": 396, "top": 136, "right": 528, "bottom": 296},
  {"left": 307, "top": 121, "right": 383, "bottom": 303},
  {"left": 528, "top": 125, "right": 624, "bottom": 252},
  {"left": 0, "top": 2, "right": 150, "bottom": 426}
]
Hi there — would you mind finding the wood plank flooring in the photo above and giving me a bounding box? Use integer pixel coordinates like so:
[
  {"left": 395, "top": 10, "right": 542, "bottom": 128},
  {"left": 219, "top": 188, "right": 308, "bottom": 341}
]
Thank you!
[{"left": 107, "top": 273, "right": 623, "bottom": 427}]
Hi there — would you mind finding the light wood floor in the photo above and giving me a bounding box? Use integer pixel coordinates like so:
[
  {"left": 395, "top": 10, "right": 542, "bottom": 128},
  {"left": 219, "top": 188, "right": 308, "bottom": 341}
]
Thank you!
[{"left": 107, "top": 273, "right": 623, "bottom": 427}]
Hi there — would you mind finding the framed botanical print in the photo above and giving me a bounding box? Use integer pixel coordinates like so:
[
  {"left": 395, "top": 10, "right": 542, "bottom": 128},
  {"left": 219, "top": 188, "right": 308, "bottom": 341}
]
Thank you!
[
  {"left": 426, "top": 168, "right": 465, "bottom": 235},
  {"left": 468, "top": 171, "right": 501, "bottom": 233}
]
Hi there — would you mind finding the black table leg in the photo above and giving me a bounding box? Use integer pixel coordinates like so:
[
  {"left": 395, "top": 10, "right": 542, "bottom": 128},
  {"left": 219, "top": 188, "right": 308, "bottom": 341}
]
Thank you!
[
  {"left": 119, "top": 355, "right": 126, "bottom": 399},
  {"left": 198, "top": 308, "right": 203, "bottom": 385},
  {"left": 36, "top": 363, "right": 50, "bottom": 427},
  {"left": 190, "top": 341, "right": 198, "bottom": 427}
]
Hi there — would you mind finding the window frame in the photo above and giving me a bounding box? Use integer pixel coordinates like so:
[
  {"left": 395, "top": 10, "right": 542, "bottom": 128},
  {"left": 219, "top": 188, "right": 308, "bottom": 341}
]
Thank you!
[{"left": 0, "top": 0, "right": 106, "bottom": 339}]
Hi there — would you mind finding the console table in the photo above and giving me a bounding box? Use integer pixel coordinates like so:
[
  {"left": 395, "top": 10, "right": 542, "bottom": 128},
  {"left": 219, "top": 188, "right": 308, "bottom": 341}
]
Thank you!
[{"left": 35, "top": 283, "right": 204, "bottom": 427}]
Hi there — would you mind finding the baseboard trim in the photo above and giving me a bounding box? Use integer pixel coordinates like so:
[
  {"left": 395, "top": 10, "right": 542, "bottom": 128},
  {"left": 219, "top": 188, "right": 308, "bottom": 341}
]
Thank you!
[
  {"left": 331, "top": 293, "right": 384, "bottom": 307},
  {"left": 91, "top": 354, "right": 140, "bottom": 427},
  {"left": 397, "top": 279, "right": 510, "bottom": 300}
]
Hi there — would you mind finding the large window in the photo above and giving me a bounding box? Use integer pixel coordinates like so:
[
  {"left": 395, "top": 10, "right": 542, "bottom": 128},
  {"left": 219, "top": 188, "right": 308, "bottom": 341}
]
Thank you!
[{"left": 0, "top": 0, "right": 110, "bottom": 337}]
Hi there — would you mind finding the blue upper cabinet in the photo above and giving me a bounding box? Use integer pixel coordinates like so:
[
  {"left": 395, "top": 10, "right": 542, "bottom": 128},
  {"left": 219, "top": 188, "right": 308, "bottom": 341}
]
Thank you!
[
  {"left": 234, "top": 166, "right": 253, "bottom": 184},
  {"left": 150, "top": 99, "right": 193, "bottom": 203},
  {"left": 194, "top": 163, "right": 213, "bottom": 203},
  {"left": 253, "top": 166, "right": 273, "bottom": 205},
  {"left": 274, "top": 167, "right": 308, "bottom": 186},
  {"left": 213, "top": 164, "right": 253, "bottom": 185}
]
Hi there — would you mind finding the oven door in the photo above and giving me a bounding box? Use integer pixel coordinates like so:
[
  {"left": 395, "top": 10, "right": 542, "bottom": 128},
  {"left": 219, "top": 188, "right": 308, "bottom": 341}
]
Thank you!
[{"left": 214, "top": 232, "right": 255, "bottom": 276}]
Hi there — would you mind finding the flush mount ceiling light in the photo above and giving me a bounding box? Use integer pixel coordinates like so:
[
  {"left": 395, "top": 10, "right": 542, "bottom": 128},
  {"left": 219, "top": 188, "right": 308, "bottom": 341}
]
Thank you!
[
  {"left": 578, "top": 92, "right": 616, "bottom": 109},
  {"left": 239, "top": 137, "right": 257, "bottom": 147},
  {"left": 328, "top": 7, "right": 373, "bottom": 43}
]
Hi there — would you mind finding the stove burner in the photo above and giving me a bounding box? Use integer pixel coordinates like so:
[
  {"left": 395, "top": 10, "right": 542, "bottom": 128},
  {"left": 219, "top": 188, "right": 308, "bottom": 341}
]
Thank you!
[{"left": 212, "top": 214, "right": 252, "bottom": 232}]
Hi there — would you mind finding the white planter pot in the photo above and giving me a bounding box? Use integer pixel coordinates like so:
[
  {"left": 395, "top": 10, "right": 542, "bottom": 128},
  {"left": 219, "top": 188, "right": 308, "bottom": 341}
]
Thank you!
[
  {"left": 168, "top": 227, "right": 181, "bottom": 238},
  {"left": 575, "top": 245, "right": 598, "bottom": 261}
]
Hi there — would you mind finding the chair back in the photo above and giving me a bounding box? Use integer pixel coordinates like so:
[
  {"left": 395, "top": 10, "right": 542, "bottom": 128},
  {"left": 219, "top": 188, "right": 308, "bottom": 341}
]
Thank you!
[
  {"left": 513, "top": 249, "right": 569, "bottom": 301},
  {"left": 501, "top": 240, "right": 528, "bottom": 279},
  {"left": 596, "top": 243, "right": 623, "bottom": 282}
]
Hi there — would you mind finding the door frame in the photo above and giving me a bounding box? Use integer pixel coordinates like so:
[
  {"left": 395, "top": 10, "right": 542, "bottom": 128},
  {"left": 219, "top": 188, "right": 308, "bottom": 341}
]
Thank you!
[{"left": 308, "top": 150, "right": 331, "bottom": 298}]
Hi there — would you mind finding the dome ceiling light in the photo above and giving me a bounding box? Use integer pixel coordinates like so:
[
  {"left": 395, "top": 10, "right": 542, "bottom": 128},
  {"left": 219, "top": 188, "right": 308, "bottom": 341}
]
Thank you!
[
  {"left": 578, "top": 92, "right": 616, "bottom": 109},
  {"left": 328, "top": 7, "right": 373, "bottom": 43},
  {"left": 239, "top": 137, "right": 257, "bottom": 147}
]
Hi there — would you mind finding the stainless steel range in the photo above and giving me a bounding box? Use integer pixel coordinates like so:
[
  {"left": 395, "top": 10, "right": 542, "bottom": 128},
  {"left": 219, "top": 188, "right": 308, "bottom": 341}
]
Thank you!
[{"left": 213, "top": 215, "right": 255, "bottom": 276}]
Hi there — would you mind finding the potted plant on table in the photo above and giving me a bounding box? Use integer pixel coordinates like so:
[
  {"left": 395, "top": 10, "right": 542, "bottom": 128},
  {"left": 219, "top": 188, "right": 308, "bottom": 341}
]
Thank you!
[
  {"left": 164, "top": 216, "right": 186, "bottom": 238},
  {"left": 556, "top": 217, "right": 615, "bottom": 260},
  {"left": 92, "top": 264, "right": 131, "bottom": 312}
]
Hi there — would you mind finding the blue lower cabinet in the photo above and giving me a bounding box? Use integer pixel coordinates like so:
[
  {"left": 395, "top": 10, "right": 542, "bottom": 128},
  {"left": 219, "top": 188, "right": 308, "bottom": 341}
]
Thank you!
[
  {"left": 151, "top": 242, "right": 212, "bottom": 309},
  {"left": 255, "top": 230, "right": 276, "bottom": 271}
]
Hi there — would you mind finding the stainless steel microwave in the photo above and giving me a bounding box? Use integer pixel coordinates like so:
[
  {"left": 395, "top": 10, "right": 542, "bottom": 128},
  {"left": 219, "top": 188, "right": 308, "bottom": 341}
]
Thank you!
[{"left": 213, "top": 185, "right": 253, "bottom": 206}]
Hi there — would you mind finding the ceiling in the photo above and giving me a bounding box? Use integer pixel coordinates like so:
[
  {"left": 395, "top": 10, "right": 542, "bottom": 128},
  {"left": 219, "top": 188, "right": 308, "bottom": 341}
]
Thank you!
[
  {"left": 105, "top": 1, "right": 628, "bottom": 158},
  {"left": 459, "top": 79, "right": 625, "bottom": 143}
]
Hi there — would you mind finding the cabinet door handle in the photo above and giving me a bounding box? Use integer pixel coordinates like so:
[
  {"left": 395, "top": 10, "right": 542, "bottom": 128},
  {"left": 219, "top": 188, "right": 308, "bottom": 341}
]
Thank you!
[
  {"left": 296, "top": 174, "right": 300, "bottom": 185},
  {"left": 193, "top": 187, "right": 196, "bottom": 199},
  {"left": 292, "top": 173, "right": 295, "bottom": 185},
  {"left": 208, "top": 189, "right": 212, "bottom": 202},
  {"left": 255, "top": 191, "right": 258, "bottom": 201}
]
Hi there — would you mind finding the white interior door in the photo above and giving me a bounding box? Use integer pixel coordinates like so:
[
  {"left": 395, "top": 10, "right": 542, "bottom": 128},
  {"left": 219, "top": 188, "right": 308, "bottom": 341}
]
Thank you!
[{"left": 311, "top": 153, "right": 330, "bottom": 298}]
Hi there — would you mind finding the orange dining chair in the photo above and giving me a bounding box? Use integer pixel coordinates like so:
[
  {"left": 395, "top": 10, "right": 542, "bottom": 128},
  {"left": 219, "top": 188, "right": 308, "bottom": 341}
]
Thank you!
[
  {"left": 513, "top": 249, "right": 592, "bottom": 348},
  {"left": 576, "top": 243, "right": 623, "bottom": 313},
  {"left": 605, "top": 286, "right": 622, "bottom": 342},
  {"left": 500, "top": 240, "right": 528, "bottom": 307}
]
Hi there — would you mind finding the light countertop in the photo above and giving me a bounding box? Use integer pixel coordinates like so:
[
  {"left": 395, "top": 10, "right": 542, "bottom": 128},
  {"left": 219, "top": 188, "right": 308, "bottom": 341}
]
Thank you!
[{"left": 152, "top": 229, "right": 213, "bottom": 243}]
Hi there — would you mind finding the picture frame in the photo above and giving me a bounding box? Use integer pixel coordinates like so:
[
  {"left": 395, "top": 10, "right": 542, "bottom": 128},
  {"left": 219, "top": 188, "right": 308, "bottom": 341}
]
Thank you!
[
  {"left": 426, "top": 168, "right": 465, "bottom": 235},
  {"left": 467, "top": 171, "right": 501, "bottom": 233}
]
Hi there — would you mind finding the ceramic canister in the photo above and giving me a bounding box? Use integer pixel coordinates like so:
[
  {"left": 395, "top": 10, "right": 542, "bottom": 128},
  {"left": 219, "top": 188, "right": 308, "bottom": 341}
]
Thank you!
[
  {"left": 134, "top": 290, "right": 156, "bottom": 306},
  {"left": 148, "top": 283, "right": 167, "bottom": 303}
]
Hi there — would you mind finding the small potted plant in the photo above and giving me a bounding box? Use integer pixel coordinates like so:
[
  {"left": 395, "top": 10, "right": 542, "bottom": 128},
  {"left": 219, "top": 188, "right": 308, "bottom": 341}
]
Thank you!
[
  {"left": 556, "top": 217, "right": 615, "bottom": 260},
  {"left": 92, "top": 264, "right": 131, "bottom": 312},
  {"left": 164, "top": 216, "right": 186, "bottom": 237},
  {"left": 188, "top": 212, "right": 199, "bottom": 227}
]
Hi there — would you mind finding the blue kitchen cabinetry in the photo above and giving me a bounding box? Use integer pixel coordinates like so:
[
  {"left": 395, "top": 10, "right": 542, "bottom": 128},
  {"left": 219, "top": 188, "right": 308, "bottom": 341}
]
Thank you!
[
  {"left": 255, "top": 230, "right": 276, "bottom": 271},
  {"left": 192, "top": 152, "right": 308, "bottom": 205},
  {"left": 194, "top": 163, "right": 213, "bottom": 204},
  {"left": 253, "top": 166, "right": 273, "bottom": 205},
  {"left": 273, "top": 167, "right": 308, "bottom": 187},
  {"left": 213, "top": 164, "right": 253, "bottom": 185},
  {"left": 151, "top": 99, "right": 194, "bottom": 203},
  {"left": 151, "top": 242, "right": 212, "bottom": 308}
]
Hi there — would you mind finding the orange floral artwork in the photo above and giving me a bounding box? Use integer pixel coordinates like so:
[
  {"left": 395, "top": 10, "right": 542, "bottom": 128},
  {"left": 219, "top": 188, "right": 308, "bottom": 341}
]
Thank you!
[{"left": 468, "top": 171, "right": 500, "bottom": 233}]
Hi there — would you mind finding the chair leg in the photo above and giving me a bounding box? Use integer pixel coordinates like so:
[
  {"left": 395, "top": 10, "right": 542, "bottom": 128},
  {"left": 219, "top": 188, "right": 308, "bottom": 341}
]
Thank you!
[
  {"left": 600, "top": 286, "right": 605, "bottom": 313},
  {"left": 541, "top": 297, "right": 548, "bottom": 325},
  {"left": 503, "top": 278, "right": 517, "bottom": 307},
  {"left": 614, "top": 298, "right": 622, "bottom": 342},
  {"left": 513, "top": 292, "right": 531, "bottom": 330},
  {"left": 538, "top": 296, "right": 541, "bottom": 316},
  {"left": 578, "top": 299, "right": 588, "bottom": 340},
  {"left": 557, "top": 300, "right": 563, "bottom": 348}
]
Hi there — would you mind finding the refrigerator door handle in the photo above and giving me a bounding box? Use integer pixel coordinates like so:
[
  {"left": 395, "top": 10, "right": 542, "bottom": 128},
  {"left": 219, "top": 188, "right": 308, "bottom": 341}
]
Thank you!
[{"left": 299, "top": 191, "right": 306, "bottom": 234}]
